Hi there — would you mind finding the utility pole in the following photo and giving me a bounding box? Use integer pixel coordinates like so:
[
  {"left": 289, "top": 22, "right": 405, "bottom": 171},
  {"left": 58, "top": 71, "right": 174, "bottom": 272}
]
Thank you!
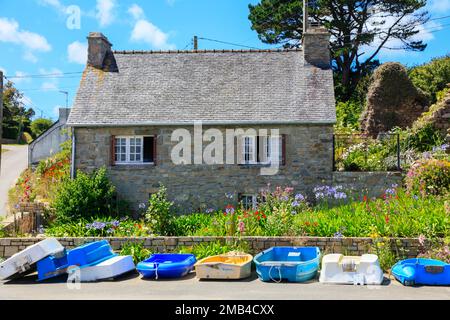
[
  {"left": 303, "top": 0, "right": 308, "bottom": 34},
  {"left": 193, "top": 36, "right": 198, "bottom": 50},
  {"left": 0, "top": 71, "right": 3, "bottom": 175}
]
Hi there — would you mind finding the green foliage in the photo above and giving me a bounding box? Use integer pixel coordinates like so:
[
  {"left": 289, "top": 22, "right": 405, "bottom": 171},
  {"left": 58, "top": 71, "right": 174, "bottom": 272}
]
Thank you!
[
  {"left": 402, "top": 123, "right": 446, "bottom": 152},
  {"left": 405, "top": 158, "right": 450, "bottom": 197},
  {"left": 369, "top": 237, "right": 407, "bottom": 272},
  {"left": 45, "top": 216, "right": 150, "bottom": 237},
  {"left": 53, "top": 167, "right": 116, "bottom": 222},
  {"left": 409, "top": 56, "right": 450, "bottom": 104},
  {"left": 30, "top": 118, "right": 53, "bottom": 138},
  {"left": 171, "top": 213, "right": 213, "bottom": 236},
  {"left": 336, "top": 101, "right": 362, "bottom": 130},
  {"left": 120, "top": 242, "right": 152, "bottom": 264},
  {"left": 1, "top": 81, "right": 34, "bottom": 140},
  {"left": 178, "top": 240, "right": 250, "bottom": 260},
  {"left": 145, "top": 186, "right": 175, "bottom": 236}
]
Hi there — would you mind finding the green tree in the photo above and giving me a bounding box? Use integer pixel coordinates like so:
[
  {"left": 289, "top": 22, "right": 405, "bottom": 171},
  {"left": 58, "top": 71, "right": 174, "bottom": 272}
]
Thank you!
[
  {"left": 30, "top": 118, "right": 53, "bottom": 138},
  {"left": 2, "top": 81, "right": 35, "bottom": 140},
  {"left": 409, "top": 55, "right": 450, "bottom": 104},
  {"left": 248, "top": 0, "right": 429, "bottom": 100}
]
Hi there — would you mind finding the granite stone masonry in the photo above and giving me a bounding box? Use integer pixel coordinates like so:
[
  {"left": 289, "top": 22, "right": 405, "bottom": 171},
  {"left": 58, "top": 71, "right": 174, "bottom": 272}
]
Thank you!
[{"left": 0, "top": 236, "right": 433, "bottom": 259}]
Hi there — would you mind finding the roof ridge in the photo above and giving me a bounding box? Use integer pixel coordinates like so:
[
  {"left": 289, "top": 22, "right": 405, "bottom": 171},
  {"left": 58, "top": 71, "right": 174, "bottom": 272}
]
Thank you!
[{"left": 112, "top": 48, "right": 302, "bottom": 54}]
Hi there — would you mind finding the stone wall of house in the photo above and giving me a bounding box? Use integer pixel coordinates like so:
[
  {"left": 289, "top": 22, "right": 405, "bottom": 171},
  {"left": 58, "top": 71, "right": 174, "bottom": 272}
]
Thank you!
[
  {"left": 74, "top": 124, "right": 334, "bottom": 212},
  {"left": 0, "top": 236, "right": 430, "bottom": 259},
  {"left": 332, "top": 172, "right": 403, "bottom": 199}
]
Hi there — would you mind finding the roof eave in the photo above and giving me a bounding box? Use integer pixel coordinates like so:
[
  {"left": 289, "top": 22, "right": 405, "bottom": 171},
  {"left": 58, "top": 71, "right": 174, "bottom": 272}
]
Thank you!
[{"left": 67, "top": 120, "right": 337, "bottom": 127}]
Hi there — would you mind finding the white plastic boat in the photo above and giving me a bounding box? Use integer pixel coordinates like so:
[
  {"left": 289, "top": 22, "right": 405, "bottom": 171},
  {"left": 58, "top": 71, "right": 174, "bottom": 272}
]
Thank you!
[
  {"left": 319, "top": 254, "right": 384, "bottom": 285},
  {"left": 67, "top": 255, "right": 135, "bottom": 282},
  {"left": 0, "top": 238, "right": 64, "bottom": 280}
]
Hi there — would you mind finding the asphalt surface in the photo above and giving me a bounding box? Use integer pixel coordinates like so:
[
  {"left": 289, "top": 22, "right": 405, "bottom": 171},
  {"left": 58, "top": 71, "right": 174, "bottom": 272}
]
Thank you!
[
  {"left": 0, "top": 145, "right": 28, "bottom": 217},
  {"left": 1, "top": 271, "right": 449, "bottom": 300}
]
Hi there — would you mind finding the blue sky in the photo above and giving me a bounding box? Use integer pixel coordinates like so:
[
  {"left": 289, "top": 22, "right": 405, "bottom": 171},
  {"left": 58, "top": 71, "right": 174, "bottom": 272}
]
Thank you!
[{"left": 0, "top": 0, "right": 449, "bottom": 121}]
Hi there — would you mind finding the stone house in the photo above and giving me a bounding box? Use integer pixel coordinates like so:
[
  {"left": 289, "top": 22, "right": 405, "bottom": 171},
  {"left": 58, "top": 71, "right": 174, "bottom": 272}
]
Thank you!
[{"left": 67, "top": 30, "right": 336, "bottom": 213}]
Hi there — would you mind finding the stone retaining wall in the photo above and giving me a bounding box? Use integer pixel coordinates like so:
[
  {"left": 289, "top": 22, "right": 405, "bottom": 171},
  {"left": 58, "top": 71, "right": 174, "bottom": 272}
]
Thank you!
[{"left": 0, "top": 236, "right": 430, "bottom": 259}]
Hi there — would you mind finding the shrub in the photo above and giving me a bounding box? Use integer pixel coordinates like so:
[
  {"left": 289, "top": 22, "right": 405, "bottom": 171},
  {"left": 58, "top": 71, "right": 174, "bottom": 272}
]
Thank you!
[
  {"left": 172, "top": 213, "right": 213, "bottom": 236},
  {"left": 53, "top": 167, "right": 116, "bottom": 222},
  {"left": 409, "top": 55, "right": 450, "bottom": 104},
  {"left": 145, "top": 186, "right": 175, "bottom": 236},
  {"left": 403, "top": 123, "right": 446, "bottom": 152},
  {"left": 336, "top": 100, "right": 363, "bottom": 130},
  {"left": 405, "top": 158, "right": 450, "bottom": 197},
  {"left": 30, "top": 118, "right": 53, "bottom": 138},
  {"left": 120, "top": 242, "right": 152, "bottom": 264}
]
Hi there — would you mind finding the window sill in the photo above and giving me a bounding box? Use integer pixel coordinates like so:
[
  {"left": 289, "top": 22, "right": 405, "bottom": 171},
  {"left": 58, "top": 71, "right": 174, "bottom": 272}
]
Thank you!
[{"left": 110, "top": 163, "right": 155, "bottom": 170}]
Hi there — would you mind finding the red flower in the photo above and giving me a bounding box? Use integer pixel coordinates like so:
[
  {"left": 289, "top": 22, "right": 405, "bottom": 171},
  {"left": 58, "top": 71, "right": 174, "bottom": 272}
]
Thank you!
[
  {"left": 363, "top": 195, "right": 368, "bottom": 202},
  {"left": 385, "top": 215, "right": 390, "bottom": 224}
]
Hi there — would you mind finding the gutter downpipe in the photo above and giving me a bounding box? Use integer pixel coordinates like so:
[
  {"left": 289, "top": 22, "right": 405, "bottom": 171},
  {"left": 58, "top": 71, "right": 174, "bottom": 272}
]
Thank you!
[{"left": 71, "top": 127, "right": 76, "bottom": 179}]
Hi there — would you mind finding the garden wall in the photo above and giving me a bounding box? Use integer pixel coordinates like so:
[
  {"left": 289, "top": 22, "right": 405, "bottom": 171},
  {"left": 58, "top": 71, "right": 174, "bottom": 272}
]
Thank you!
[
  {"left": 0, "top": 236, "right": 429, "bottom": 259},
  {"left": 332, "top": 172, "right": 403, "bottom": 198}
]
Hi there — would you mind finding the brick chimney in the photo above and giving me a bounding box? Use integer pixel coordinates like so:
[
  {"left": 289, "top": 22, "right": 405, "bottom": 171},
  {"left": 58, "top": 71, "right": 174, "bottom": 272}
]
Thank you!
[
  {"left": 303, "top": 27, "right": 331, "bottom": 69},
  {"left": 87, "top": 32, "right": 113, "bottom": 69}
]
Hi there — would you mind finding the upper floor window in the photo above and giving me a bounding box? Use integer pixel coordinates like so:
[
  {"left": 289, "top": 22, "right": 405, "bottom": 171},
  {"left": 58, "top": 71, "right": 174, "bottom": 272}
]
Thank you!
[
  {"left": 114, "top": 136, "right": 154, "bottom": 164},
  {"left": 241, "top": 135, "right": 281, "bottom": 165}
]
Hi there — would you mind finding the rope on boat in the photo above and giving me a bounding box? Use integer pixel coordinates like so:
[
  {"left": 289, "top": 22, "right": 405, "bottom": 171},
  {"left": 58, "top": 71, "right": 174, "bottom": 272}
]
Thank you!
[
  {"left": 269, "top": 266, "right": 282, "bottom": 283},
  {"left": 154, "top": 263, "right": 159, "bottom": 280}
]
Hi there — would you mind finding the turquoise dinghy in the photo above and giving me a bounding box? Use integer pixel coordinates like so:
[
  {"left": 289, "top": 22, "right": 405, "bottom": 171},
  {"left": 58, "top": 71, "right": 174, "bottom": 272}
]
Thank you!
[
  {"left": 254, "top": 247, "right": 321, "bottom": 283},
  {"left": 392, "top": 258, "right": 450, "bottom": 286}
]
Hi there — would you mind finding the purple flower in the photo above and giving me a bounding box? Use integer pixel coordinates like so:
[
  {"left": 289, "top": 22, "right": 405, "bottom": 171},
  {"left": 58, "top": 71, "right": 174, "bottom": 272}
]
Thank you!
[
  {"left": 333, "top": 231, "right": 343, "bottom": 239},
  {"left": 295, "top": 193, "right": 305, "bottom": 201},
  {"left": 292, "top": 201, "right": 300, "bottom": 207},
  {"left": 110, "top": 220, "right": 120, "bottom": 228},
  {"left": 334, "top": 192, "right": 347, "bottom": 200},
  {"left": 85, "top": 223, "right": 92, "bottom": 229},
  {"left": 385, "top": 188, "right": 396, "bottom": 196},
  {"left": 225, "top": 192, "right": 234, "bottom": 199},
  {"left": 92, "top": 222, "right": 106, "bottom": 230},
  {"left": 106, "top": 228, "right": 114, "bottom": 234},
  {"left": 225, "top": 205, "right": 235, "bottom": 215},
  {"left": 206, "top": 208, "right": 214, "bottom": 213},
  {"left": 412, "top": 195, "right": 419, "bottom": 200},
  {"left": 281, "top": 195, "right": 289, "bottom": 201}
]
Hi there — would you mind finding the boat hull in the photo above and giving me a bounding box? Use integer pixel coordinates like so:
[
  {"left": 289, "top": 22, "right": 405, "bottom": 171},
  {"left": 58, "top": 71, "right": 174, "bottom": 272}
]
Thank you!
[
  {"left": 0, "top": 238, "right": 64, "bottom": 280},
  {"left": 68, "top": 255, "right": 136, "bottom": 282},
  {"left": 254, "top": 247, "right": 320, "bottom": 283},
  {"left": 137, "top": 254, "right": 196, "bottom": 279},
  {"left": 319, "top": 254, "right": 384, "bottom": 285},
  {"left": 392, "top": 258, "right": 450, "bottom": 286},
  {"left": 195, "top": 253, "right": 253, "bottom": 280}
]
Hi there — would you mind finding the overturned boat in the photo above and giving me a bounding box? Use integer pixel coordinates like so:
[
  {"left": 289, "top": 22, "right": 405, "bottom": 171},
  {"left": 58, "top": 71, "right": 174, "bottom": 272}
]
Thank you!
[
  {"left": 195, "top": 252, "right": 253, "bottom": 280},
  {"left": 319, "top": 254, "right": 384, "bottom": 285},
  {"left": 254, "top": 247, "right": 320, "bottom": 283},
  {"left": 0, "top": 238, "right": 64, "bottom": 280},
  {"left": 137, "top": 253, "right": 196, "bottom": 279},
  {"left": 392, "top": 258, "right": 450, "bottom": 286}
]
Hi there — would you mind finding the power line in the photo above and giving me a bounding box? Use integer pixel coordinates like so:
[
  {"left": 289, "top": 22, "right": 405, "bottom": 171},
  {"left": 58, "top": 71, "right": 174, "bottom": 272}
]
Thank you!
[{"left": 197, "top": 37, "right": 262, "bottom": 50}]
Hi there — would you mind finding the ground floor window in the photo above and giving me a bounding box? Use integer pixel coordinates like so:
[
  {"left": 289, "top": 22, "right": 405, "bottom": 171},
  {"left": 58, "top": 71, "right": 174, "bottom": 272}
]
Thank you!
[
  {"left": 239, "top": 194, "right": 258, "bottom": 210},
  {"left": 114, "top": 136, "right": 154, "bottom": 164}
]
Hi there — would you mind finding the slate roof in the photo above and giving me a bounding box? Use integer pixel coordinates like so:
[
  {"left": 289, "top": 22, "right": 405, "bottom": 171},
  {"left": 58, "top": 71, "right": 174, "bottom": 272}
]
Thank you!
[{"left": 67, "top": 49, "right": 336, "bottom": 126}]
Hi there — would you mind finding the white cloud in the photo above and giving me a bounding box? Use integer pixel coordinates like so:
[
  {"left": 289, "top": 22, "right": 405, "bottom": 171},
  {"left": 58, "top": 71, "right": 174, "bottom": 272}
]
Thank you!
[
  {"left": 13, "top": 71, "right": 32, "bottom": 85},
  {"left": 430, "top": 0, "right": 450, "bottom": 12},
  {"left": 23, "top": 51, "right": 38, "bottom": 63},
  {"left": 39, "top": 68, "right": 62, "bottom": 91},
  {"left": 96, "top": 0, "right": 116, "bottom": 27},
  {"left": 0, "top": 18, "right": 51, "bottom": 53},
  {"left": 128, "top": 4, "right": 145, "bottom": 20},
  {"left": 68, "top": 41, "right": 88, "bottom": 64},
  {"left": 38, "top": 0, "right": 66, "bottom": 13},
  {"left": 131, "top": 19, "right": 175, "bottom": 50}
]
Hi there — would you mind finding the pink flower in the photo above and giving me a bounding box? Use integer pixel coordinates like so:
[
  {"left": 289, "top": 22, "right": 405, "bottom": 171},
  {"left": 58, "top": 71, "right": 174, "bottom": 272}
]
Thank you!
[
  {"left": 238, "top": 221, "right": 245, "bottom": 233},
  {"left": 418, "top": 235, "right": 426, "bottom": 246}
]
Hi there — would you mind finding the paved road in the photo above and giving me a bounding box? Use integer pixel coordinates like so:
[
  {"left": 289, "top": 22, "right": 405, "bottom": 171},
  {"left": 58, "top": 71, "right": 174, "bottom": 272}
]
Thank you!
[
  {"left": 1, "top": 272, "right": 449, "bottom": 300},
  {"left": 0, "top": 145, "right": 28, "bottom": 217}
]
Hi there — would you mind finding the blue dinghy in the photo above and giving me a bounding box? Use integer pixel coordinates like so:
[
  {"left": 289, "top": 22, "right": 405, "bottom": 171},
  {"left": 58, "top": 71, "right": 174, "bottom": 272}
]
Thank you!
[
  {"left": 392, "top": 258, "right": 450, "bottom": 286},
  {"left": 254, "top": 247, "right": 321, "bottom": 283},
  {"left": 37, "top": 250, "right": 69, "bottom": 281},
  {"left": 137, "top": 254, "right": 196, "bottom": 279}
]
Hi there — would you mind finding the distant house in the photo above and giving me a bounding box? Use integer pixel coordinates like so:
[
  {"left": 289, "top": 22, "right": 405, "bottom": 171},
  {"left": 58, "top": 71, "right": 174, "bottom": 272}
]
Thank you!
[
  {"left": 28, "top": 108, "right": 71, "bottom": 166},
  {"left": 67, "top": 30, "right": 336, "bottom": 212}
]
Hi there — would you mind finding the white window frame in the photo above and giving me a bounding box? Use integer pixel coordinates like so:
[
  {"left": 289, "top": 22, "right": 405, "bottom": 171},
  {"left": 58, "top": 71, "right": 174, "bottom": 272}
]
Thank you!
[
  {"left": 242, "top": 136, "right": 257, "bottom": 164},
  {"left": 240, "top": 135, "right": 281, "bottom": 165},
  {"left": 241, "top": 194, "right": 258, "bottom": 210},
  {"left": 115, "top": 135, "right": 153, "bottom": 165}
]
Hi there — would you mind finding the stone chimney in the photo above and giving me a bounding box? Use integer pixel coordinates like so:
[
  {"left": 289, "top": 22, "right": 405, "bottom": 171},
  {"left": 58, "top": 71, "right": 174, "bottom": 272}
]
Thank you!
[
  {"left": 87, "top": 32, "right": 113, "bottom": 69},
  {"left": 303, "top": 27, "right": 331, "bottom": 69}
]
